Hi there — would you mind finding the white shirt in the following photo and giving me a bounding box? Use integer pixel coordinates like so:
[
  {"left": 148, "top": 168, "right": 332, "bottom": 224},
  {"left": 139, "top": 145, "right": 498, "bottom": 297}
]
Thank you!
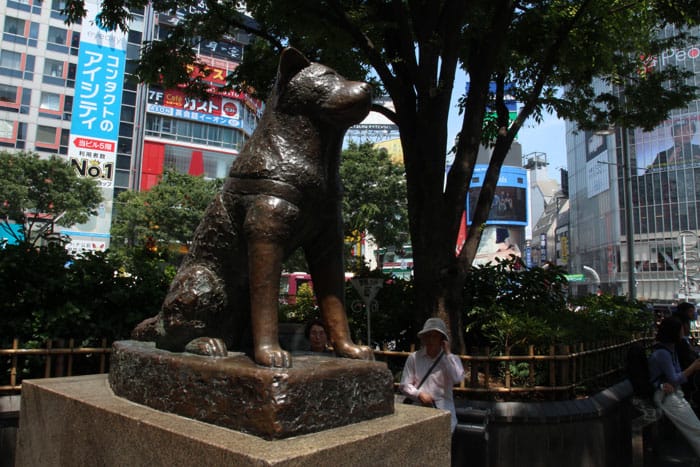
[{"left": 400, "top": 348, "right": 465, "bottom": 431}]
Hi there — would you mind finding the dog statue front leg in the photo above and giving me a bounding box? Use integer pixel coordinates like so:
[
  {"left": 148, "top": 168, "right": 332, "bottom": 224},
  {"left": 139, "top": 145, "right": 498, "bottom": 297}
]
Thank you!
[
  {"left": 244, "top": 195, "right": 296, "bottom": 368},
  {"left": 306, "top": 231, "right": 374, "bottom": 361},
  {"left": 248, "top": 239, "right": 290, "bottom": 367}
]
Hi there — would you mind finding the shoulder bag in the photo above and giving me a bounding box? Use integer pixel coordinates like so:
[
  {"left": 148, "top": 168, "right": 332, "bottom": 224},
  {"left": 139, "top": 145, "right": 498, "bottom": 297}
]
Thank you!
[{"left": 402, "top": 350, "right": 444, "bottom": 406}]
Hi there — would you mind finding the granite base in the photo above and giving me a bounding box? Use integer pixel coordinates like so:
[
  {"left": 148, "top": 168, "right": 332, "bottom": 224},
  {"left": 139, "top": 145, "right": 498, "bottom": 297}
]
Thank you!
[{"left": 16, "top": 375, "right": 451, "bottom": 466}]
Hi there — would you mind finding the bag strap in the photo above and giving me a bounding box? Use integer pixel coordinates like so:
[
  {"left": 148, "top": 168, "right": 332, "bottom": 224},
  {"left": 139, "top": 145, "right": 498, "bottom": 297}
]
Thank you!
[{"left": 415, "top": 350, "right": 444, "bottom": 390}]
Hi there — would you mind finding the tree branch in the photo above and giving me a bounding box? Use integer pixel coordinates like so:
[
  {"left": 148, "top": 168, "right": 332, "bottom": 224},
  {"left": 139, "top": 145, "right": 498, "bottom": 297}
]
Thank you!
[
  {"left": 370, "top": 103, "right": 398, "bottom": 125},
  {"left": 326, "top": 0, "right": 399, "bottom": 97}
]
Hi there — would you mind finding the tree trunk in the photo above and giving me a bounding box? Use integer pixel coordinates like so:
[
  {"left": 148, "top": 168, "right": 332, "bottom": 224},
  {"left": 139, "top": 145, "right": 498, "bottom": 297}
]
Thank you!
[{"left": 399, "top": 96, "right": 466, "bottom": 350}]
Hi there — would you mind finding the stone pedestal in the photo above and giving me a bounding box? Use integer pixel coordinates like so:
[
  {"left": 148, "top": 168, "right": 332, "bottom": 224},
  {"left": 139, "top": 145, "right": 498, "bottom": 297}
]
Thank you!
[
  {"left": 108, "top": 340, "right": 394, "bottom": 439},
  {"left": 16, "top": 375, "right": 451, "bottom": 467}
]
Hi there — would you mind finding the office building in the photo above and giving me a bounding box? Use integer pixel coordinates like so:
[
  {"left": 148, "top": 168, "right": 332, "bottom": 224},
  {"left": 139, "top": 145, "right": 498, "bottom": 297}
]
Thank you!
[
  {"left": 567, "top": 25, "right": 700, "bottom": 302},
  {"left": 0, "top": 0, "right": 260, "bottom": 253}
]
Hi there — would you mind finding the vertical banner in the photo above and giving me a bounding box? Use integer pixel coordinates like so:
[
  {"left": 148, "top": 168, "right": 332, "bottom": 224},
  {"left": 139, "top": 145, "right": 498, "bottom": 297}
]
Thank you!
[{"left": 62, "top": 1, "right": 127, "bottom": 253}]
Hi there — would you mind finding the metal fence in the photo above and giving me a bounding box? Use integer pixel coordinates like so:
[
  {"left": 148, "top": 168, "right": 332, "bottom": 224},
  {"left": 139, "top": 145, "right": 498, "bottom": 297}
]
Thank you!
[
  {"left": 0, "top": 338, "right": 111, "bottom": 394},
  {"left": 375, "top": 336, "right": 653, "bottom": 400},
  {"left": 1, "top": 336, "right": 650, "bottom": 399}
]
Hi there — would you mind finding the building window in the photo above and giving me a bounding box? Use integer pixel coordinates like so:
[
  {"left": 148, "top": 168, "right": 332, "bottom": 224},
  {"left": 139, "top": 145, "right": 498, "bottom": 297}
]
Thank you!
[
  {"left": 70, "top": 31, "right": 80, "bottom": 49},
  {"left": 0, "top": 50, "right": 22, "bottom": 69},
  {"left": 120, "top": 106, "right": 135, "bottom": 122},
  {"left": 39, "top": 92, "right": 61, "bottom": 111},
  {"left": 3, "top": 16, "right": 24, "bottom": 36},
  {"left": 0, "top": 119, "right": 13, "bottom": 139},
  {"left": 36, "top": 125, "right": 57, "bottom": 145},
  {"left": 60, "top": 128, "right": 69, "bottom": 147},
  {"left": 0, "top": 84, "right": 18, "bottom": 103},
  {"left": 161, "top": 144, "right": 236, "bottom": 180},
  {"left": 114, "top": 169, "right": 130, "bottom": 187},
  {"left": 63, "top": 95, "right": 73, "bottom": 120},
  {"left": 23, "top": 54, "right": 34, "bottom": 75},
  {"left": 127, "top": 30, "right": 142, "bottom": 44},
  {"left": 7, "top": 0, "right": 33, "bottom": 12},
  {"left": 43, "top": 58, "right": 64, "bottom": 77},
  {"left": 47, "top": 26, "right": 66, "bottom": 45},
  {"left": 29, "top": 22, "right": 39, "bottom": 40},
  {"left": 51, "top": 0, "right": 66, "bottom": 12},
  {"left": 145, "top": 114, "right": 246, "bottom": 150}
]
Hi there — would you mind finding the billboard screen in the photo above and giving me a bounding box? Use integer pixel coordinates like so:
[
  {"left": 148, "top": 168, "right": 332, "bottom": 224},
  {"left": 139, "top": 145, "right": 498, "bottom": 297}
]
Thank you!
[
  {"left": 630, "top": 114, "right": 700, "bottom": 233},
  {"left": 634, "top": 116, "right": 700, "bottom": 174},
  {"left": 466, "top": 165, "right": 528, "bottom": 226}
]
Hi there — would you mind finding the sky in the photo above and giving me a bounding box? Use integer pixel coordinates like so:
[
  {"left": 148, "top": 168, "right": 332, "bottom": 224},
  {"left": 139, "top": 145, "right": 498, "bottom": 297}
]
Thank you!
[
  {"left": 446, "top": 73, "right": 568, "bottom": 181},
  {"left": 518, "top": 113, "right": 568, "bottom": 180}
]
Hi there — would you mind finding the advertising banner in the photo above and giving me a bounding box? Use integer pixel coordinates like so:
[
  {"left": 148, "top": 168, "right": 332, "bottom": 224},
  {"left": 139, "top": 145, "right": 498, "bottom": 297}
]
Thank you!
[
  {"left": 147, "top": 87, "right": 242, "bottom": 127},
  {"left": 181, "top": 64, "right": 263, "bottom": 114},
  {"left": 617, "top": 30, "right": 700, "bottom": 235},
  {"left": 473, "top": 226, "right": 522, "bottom": 266},
  {"left": 585, "top": 132, "right": 610, "bottom": 198},
  {"left": 63, "top": 0, "right": 128, "bottom": 253},
  {"left": 634, "top": 115, "right": 700, "bottom": 174}
]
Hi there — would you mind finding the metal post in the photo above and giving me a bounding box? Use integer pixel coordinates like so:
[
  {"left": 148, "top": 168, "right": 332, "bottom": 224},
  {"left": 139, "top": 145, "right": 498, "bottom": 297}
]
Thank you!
[
  {"left": 621, "top": 127, "right": 636, "bottom": 300},
  {"left": 682, "top": 235, "right": 689, "bottom": 300},
  {"left": 366, "top": 304, "right": 371, "bottom": 349},
  {"left": 350, "top": 277, "right": 383, "bottom": 349}
]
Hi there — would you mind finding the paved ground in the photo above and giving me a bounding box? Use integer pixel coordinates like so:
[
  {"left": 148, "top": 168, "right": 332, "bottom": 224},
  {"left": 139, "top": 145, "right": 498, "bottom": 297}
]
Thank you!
[{"left": 651, "top": 418, "right": 700, "bottom": 466}]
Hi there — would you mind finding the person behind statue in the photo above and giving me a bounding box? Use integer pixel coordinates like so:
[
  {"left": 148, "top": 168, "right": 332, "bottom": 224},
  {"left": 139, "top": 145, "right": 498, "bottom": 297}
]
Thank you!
[
  {"left": 648, "top": 316, "right": 700, "bottom": 456},
  {"left": 305, "top": 319, "right": 332, "bottom": 353},
  {"left": 400, "top": 317, "right": 465, "bottom": 432}
]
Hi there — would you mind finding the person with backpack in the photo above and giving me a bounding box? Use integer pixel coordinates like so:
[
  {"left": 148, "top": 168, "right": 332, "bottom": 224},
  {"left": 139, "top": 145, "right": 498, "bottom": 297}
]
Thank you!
[
  {"left": 649, "top": 316, "right": 700, "bottom": 456},
  {"left": 670, "top": 307, "right": 700, "bottom": 407}
]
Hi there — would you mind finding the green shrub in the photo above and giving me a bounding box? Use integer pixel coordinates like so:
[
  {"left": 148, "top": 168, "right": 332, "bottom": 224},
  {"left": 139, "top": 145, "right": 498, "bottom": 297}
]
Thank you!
[
  {"left": 0, "top": 242, "right": 169, "bottom": 346},
  {"left": 462, "top": 258, "right": 652, "bottom": 354}
]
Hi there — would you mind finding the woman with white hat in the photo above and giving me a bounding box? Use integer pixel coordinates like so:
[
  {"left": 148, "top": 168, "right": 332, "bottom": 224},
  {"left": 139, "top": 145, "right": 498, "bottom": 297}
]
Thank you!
[{"left": 400, "top": 317, "right": 465, "bottom": 432}]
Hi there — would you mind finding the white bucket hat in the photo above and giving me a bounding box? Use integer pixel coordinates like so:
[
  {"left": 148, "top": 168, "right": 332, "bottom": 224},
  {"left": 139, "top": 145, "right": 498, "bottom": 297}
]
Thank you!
[{"left": 417, "top": 317, "right": 449, "bottom": 341}]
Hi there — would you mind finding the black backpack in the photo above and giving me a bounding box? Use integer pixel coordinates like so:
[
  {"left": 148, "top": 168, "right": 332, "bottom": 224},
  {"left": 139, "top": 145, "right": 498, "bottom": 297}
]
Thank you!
[{"left": 626, "top": 342, "right": 669, "bottom": 399}]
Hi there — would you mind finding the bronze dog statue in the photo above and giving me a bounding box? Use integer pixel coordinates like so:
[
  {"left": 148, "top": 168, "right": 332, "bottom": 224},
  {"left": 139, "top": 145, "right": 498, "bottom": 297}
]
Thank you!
[{"left": 133, "top": 48, "right": 374, "bottom": 367}]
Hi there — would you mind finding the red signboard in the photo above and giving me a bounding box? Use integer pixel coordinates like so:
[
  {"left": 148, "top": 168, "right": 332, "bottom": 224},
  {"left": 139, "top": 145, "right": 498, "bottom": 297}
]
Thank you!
[
  {"left": 148, "top": 87, "right": 243, "bottom": 119},
  {"left": 72, "top": 137, "right": 115, "bottom": 152}
]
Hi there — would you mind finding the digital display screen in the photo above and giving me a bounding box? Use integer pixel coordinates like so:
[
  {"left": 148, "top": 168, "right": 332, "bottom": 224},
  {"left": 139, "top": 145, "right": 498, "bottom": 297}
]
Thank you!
[{"left": 466, "top": 166, "right": 528, "bottom": 226}]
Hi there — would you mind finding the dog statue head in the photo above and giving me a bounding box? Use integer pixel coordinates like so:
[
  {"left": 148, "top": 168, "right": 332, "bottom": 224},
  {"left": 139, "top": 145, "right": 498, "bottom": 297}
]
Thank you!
[{"left": 272, "top": 48, "right": 372, "bottom": 129}]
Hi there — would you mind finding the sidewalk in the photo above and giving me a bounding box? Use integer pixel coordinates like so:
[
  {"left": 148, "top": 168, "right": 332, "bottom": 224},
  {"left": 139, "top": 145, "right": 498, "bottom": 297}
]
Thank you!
[{"left": 651, "top": 418, "right": 700, "bottom": 466}]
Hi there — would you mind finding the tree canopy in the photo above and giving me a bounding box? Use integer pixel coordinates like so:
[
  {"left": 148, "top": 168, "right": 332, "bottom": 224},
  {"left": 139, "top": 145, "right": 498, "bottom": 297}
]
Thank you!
[
  {"left": 340, "top": 142, "right": 408, "bottom": 249},
  {"left": 63, "top": 0, "right": 700, "bottom": 349},
  {"left": 284, "top": 142, "right": 410, "bottom": 272},
  {"left": 0, "top": 151, "right": 102, "bottom": 246},
  {"left": 111, "top": 169, "right": 223, "bottom": 253}
]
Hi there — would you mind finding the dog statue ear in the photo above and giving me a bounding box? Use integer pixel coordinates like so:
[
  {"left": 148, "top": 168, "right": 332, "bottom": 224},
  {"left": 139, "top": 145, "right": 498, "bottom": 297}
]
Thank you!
[{"left": 277, "top": 48, "right": 311, "bottom": 88}]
